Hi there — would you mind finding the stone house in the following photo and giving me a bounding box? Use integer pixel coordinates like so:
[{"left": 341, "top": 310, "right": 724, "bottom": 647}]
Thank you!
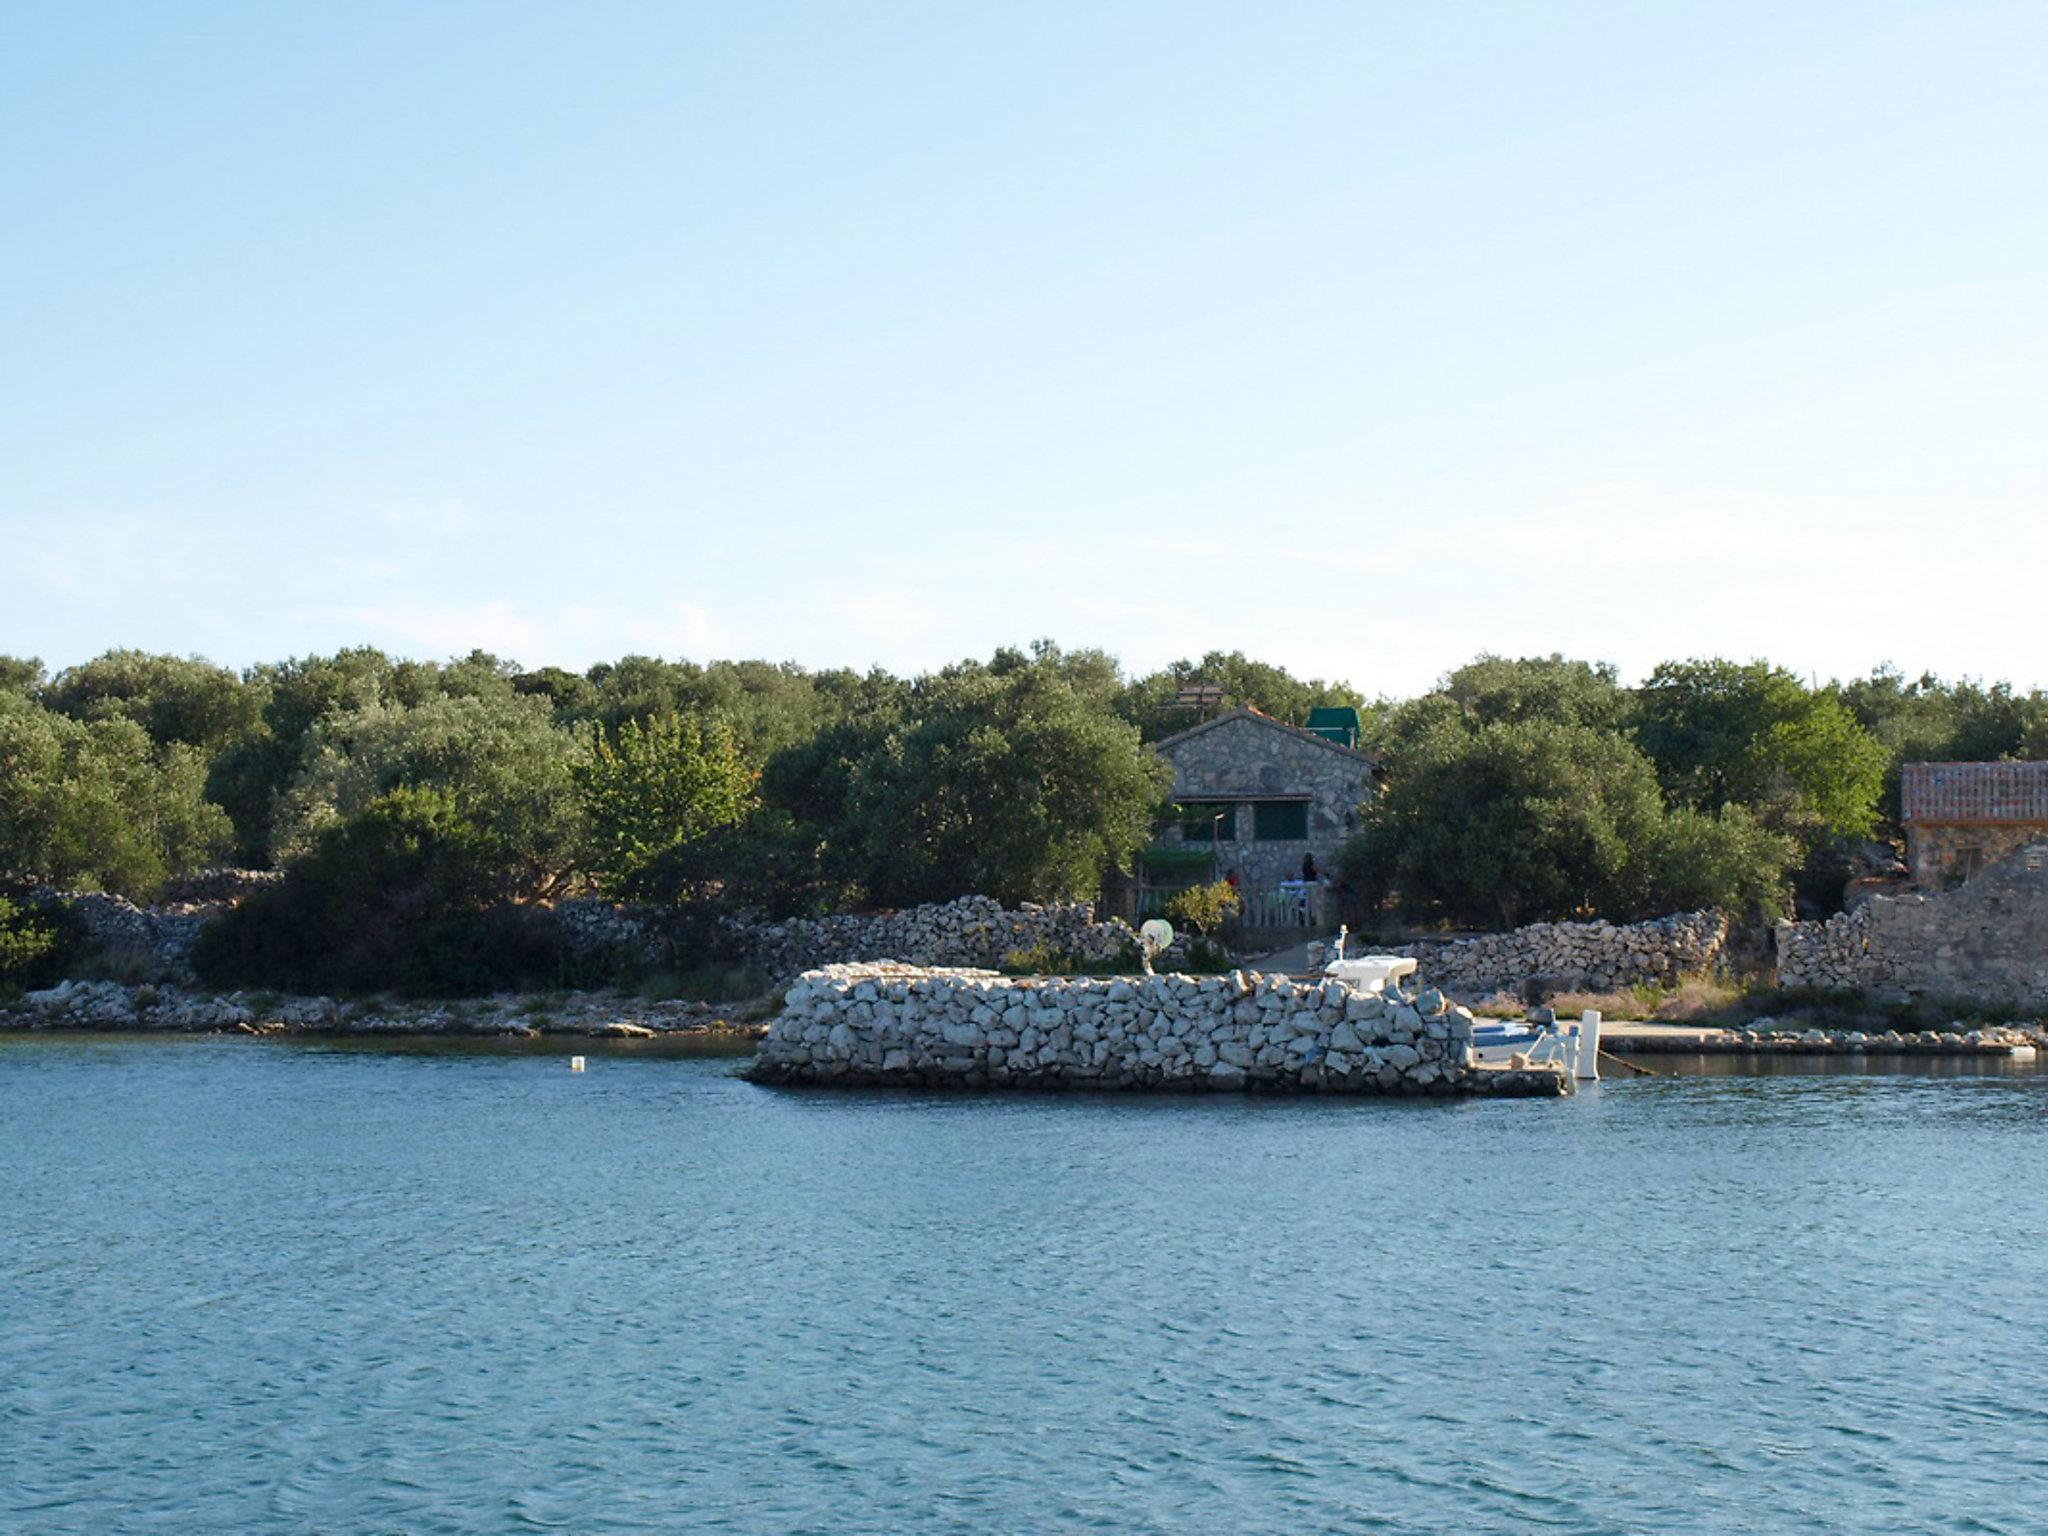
[
  {"left": 1901, "top": 761, "right": 2048, "bottom": 889},
  {"left": 1148, "top": 708, "right": 1377, "bottom": 898}
]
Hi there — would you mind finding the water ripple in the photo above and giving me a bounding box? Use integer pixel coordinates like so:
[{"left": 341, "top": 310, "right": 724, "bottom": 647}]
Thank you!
[{"left": 4, "top": 1036, "right": 2047, "bottom": 1533}]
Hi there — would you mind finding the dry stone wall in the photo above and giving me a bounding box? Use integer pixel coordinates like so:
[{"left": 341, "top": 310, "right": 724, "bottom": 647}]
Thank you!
[
  {"left": 1777, "top": 840, "right": 2048, "bottom": 1008},
  {"left": 37, "top": 886, "right": 1146, "bottom": 992},
  {"left": 747, "top": 962, "right": 1565, "bottom": 1095},
  {"left": 740, "top": 896, "right": 1143, "bottom": 977},
  {"left": 30, "top": 889, "right": 216, "bottom": 982},
  {"left": 1306, "top": 910, "right": 1727, "bottom": 999}
]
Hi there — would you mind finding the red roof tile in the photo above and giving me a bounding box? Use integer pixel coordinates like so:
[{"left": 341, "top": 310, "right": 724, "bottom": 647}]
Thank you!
[{"left": 1901, "top": 761, "right": 2048, "bottom": 823}]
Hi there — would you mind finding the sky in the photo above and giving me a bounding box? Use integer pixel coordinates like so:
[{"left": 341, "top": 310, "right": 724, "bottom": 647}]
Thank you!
[{"left": 4, "top": 1, "right": 2044, "bottom": 697}]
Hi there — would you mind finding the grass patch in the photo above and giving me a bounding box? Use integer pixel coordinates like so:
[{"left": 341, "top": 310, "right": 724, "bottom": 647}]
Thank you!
[{"left": 630, "top": 964, "right": 770, "bottom": 1005}]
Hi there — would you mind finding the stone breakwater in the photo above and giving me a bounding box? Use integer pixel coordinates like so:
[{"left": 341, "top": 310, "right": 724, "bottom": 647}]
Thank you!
[
  {"left": 1307, "top": 910, "right": 1728, "bottom": 1000},
  {"left": 2, "top": 979, "right": 765, "bottom": 1040},
  {"left": 745, "top": 963, "right": 1567, "bottom": 1096}
]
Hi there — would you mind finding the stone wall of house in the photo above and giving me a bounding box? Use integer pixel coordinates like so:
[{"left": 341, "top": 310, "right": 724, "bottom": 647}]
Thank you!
[
  {"left": 1160, "top": 714, "right": 1372, "bottom": 889},
  {"left": 1777, "top": 840, "right": 2048, "bottom": 1007},
  {"left": 1905, "top": 823, "right": 2048, "bottom": 889},
  {"left": 747, "top": 961, "right": 1564, "bottom": 1095},
  {"left": 1304, "top": 910, "right": 1728, "bottom": 999}
]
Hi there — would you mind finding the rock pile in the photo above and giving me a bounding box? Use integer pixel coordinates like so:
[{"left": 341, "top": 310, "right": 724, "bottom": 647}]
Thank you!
[
  {"left": 1307, "top": 910, "right": 1728, "bottom": 999},
  {"left": 747, "top": 962, "right": 1567, "bottom": 1095},
  {"left": 30, "top": 884, "right": 1149, "bottom": 991},
  {"left": 551, "top": 898, "right": 678, "bottom": 966}
]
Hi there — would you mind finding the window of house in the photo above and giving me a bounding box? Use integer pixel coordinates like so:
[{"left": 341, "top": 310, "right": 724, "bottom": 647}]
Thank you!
[
  {"left": 1254, "top": 800, "right": 1309, "bottom": 840},
  {"left": 1179, "top": 802, "right": 1237, "bottom": 842}
]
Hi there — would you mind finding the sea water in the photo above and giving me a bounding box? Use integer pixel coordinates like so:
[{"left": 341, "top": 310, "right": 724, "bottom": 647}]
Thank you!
[{"left": 4, "top": 1035, "right": 2045, "bottom": 1534}]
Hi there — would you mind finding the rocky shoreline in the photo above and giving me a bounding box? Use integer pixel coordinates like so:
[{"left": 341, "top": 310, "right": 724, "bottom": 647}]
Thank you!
[
  {"left": 1, "top": 979, "right": 769, "bottom": 1041},
  {"left": 1607, "top": 1022, "right": 2044, "bottom": 1057}
]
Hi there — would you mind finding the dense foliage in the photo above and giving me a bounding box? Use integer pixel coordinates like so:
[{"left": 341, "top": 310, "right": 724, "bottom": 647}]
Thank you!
[
  {"left": 6, "top": 639, "right": 2045, "bottom": 991},
  {"left": 577, "top": 713, "right": 757, "bottom": 901},
  {"left": 1341, "top": 652, "right": 2033, "bottom": 928},
  {"left": 0, "top": 892, "right": 73, "bottom": 990},
  {"left": 0, "top": 689, "right": 231, "bottom": 896},
  {"left": 193, "top": 787, "right": 584, "bottom": 996},
  {"left": 1344, "top": 716, "right": 1794, "bottom": 927},
  {"left": 768, "top": 647, "right": 1169, "bottom": 907},
  {"left": 1164, "top": 879, "right": 1241, "bottom": 937}
]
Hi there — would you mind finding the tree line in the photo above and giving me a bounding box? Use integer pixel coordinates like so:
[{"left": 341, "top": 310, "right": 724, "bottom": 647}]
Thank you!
[{"left": 2, "top": 643, "right": 2043, "bottom": 991}]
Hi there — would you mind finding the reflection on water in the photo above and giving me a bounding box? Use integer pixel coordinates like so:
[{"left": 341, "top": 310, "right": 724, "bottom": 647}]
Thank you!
[{"left": 5, "top": 1036, "right": 2048, "bottom": 1535}]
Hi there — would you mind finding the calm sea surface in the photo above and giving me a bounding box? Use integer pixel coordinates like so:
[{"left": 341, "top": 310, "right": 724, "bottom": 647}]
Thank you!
[{"left": 4, "top": 1036, "right": 2047, "bottom": 1535}]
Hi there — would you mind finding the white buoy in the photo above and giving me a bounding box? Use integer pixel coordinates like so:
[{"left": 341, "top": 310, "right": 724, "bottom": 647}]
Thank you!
[
  {"left": 570, "top": 1056, "right": 586, "bottom": 1073},
  {"left": 1576, "top": 1010, "right": 1601, "bottom": 1080}
]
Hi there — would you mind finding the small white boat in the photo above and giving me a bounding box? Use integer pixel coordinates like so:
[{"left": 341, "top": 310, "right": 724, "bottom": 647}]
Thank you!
[
  {"left": 1321, "top": 927, "right": 1600, "bottom": 1080},
  {"left": 1468, "top": 1015, "right": 1601, "bottom": 1081}
]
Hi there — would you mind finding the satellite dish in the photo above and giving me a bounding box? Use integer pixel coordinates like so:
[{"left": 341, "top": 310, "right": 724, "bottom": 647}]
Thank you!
[{"left": 1140, "top": 918, "right": 1175, "bottom": 953}]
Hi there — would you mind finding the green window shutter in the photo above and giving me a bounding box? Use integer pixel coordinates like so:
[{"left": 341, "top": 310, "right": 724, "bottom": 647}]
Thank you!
[{"left": 1253, "top": 801, "right": 1308, "bottom": 840}]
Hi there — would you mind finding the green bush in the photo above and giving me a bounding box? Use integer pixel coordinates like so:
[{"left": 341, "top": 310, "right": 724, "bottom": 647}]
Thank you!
[
  {"left": 1164, "top": 879, "right": 1241, "bottom": 936},
  {"left": 0, "top": 694, "right": 231, "bottom": 897},
  {"left": 0, "top": 890, "right": 86, "bottom": 993},
  {"left": 577, "top": 711, "right": 756, "bottom": 901},
  {"left": 193, "top": 787, "right": 599, "bottom": 997}
]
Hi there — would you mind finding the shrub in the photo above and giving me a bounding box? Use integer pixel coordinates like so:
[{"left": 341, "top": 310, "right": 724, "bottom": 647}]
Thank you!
[
  {"left": 1182, "top": 935, "right": 1234, "bottom": 973},
  {"left": 1000, "top": 942, "right": 1084, "bottom": 976},
  {"left": 1164, "top": 879, "right": 1241, "bottom": 936},
  {"left": 0, "top": 694, "right": 231, "bottom": 896},
  {"left": 194, "top": 787, "right": 600, "bottom": 997},
  {"left": 0, "top": 890, "right": 86, "bottom": 992},
  {"left": 577, "top": 712, "right": 757, "bottom": 901}
]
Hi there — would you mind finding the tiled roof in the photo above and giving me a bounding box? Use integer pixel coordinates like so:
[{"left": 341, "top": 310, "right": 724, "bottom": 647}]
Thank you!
[
  {"left": 1901, "top": 761, "right": 2048, "bottom": 823},
  {"left": 1151, "top": 706, "right": 1376, "bottom": 762}
]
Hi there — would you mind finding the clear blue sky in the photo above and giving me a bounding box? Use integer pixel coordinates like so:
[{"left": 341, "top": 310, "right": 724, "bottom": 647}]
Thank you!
[{"left": 5, "top": 2, "right": 2043, "bottom": 695}]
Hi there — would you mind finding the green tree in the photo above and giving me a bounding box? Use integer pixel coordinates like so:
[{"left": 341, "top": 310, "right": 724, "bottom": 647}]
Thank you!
[
  {"left": 1367, "top": 653, "right": 1632, "bottom": 760},
  {"left": 1438, "top": 653, "right": 1632, "bottom": 731},
  {"left": 271, "top": 693, "right": 586, "bottom": 895},
  {"left": 0, "top": 693, "right": 231, "bottom": 896},
  {"left": 193, "top": 786, "right": 574, "bottom": 996},
  {"left": 41, "top": 650, "right": 264, "bottom": 757},
  {"left": 0, "top": 657, "right": 45, "bottom": 695},
  {"left": 1119, "top": 650, "right": 1365, "bottom": 740},
  {"left": 808, "top": 656, "right": 1169, "bottom": 907},
  {"left": 0, "top": 895, "right": 59, "bottom": 981},
  {"left": 1633, "top": 659, "right": 1887, "bottom": 842},
  {"left": 1165, "top": 879, "right": 1241, "bottom": 936},
  {"left": 1342, "top": 717, "right": 1792, "bottom": 927},
  {"left": 576, "top": 712, "right": 758, "bottom": 901}
]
